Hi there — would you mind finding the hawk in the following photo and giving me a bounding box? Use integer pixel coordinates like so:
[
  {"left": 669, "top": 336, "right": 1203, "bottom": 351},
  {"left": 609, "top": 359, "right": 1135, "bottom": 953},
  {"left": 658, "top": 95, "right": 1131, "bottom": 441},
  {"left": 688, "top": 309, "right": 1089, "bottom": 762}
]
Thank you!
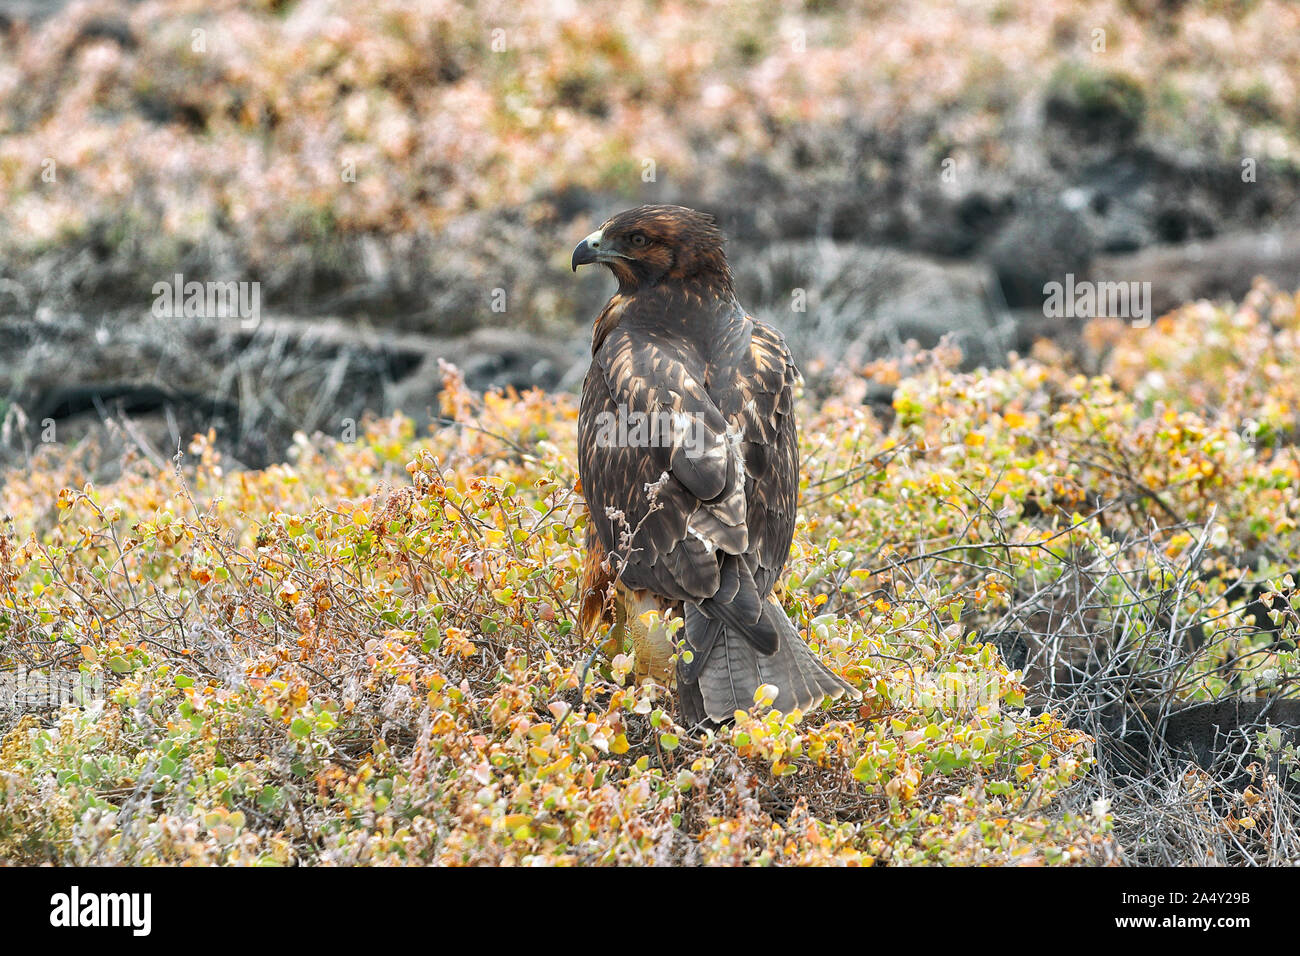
[{"left": 572, "top": 204, "right": 857, "bottom": 725}]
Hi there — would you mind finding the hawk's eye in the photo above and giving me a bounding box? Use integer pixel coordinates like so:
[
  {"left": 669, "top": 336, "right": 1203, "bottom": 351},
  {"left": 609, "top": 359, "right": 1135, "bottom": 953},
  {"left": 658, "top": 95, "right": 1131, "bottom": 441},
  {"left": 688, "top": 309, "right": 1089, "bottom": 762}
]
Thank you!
[{"left": 629, "top": 232, "right": 649, "bottom": 248}]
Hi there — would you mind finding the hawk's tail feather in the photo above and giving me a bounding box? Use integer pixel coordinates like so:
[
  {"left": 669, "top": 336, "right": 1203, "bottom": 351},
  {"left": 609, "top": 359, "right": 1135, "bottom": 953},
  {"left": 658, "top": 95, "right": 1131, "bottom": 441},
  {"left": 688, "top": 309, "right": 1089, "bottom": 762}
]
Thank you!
[
  {"left": 678, "top": 599, "right": 859, "bottom": 726},
  {"left": 697, "top": 556, "right": 779, "bottom": 654},
  {"left": 679, "top": 602, "right": 723, "bottom": 684}
]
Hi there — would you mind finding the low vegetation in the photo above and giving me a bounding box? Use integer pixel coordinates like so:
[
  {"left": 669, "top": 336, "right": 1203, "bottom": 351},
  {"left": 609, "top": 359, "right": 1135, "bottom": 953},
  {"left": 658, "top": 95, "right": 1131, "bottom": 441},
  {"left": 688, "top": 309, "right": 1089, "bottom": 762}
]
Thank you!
[{"left": 2, "top": 283, "right": 1298, "bottom": 865}]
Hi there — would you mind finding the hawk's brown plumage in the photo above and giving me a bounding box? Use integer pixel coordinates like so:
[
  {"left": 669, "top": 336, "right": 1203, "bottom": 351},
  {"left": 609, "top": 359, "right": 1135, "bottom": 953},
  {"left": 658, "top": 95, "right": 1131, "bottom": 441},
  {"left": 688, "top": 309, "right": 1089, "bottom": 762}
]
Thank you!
[{"left": 573, "top": 204, "right": 856, "bottom": 724}]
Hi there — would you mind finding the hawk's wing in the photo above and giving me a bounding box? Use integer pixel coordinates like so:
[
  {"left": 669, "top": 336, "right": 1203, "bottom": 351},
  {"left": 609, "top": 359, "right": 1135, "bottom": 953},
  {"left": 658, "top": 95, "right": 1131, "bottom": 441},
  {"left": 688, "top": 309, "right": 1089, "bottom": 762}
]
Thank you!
[
  {"left": 733, "top": 319, "right": 801, "bottom": 599},
  {"left": 578, "top": 301, "right": 800, "bottom": 637}
]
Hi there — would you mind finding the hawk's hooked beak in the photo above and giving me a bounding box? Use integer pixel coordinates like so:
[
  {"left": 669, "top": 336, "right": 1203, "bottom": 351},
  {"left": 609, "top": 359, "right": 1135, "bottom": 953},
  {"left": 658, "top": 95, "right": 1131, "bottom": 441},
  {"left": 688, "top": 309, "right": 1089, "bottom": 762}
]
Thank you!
[{"left": 571, "top": 229, "right": 603, "bottom": 271}]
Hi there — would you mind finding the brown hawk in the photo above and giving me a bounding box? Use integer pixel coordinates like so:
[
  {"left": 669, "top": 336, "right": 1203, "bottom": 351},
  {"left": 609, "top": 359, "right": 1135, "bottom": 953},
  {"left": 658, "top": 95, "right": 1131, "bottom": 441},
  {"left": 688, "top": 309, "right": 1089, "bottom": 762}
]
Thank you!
[{"left": 572, "top": 204, "right": 856, "bottom": 725}]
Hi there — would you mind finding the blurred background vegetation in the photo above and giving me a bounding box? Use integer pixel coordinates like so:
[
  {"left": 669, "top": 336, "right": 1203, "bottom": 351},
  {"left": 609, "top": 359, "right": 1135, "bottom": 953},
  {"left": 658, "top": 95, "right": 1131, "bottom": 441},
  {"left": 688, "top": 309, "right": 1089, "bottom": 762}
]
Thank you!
[{"left": 1, "top": 0, "right": 1298, "bottom": 468}]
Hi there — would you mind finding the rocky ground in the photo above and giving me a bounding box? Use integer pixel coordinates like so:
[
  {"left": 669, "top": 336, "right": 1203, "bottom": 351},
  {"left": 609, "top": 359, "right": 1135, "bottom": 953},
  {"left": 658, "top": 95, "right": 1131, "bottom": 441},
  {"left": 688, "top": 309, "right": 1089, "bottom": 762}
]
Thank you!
[{"left": 4, "top": 176, "right": 1296, "bottom": 473}]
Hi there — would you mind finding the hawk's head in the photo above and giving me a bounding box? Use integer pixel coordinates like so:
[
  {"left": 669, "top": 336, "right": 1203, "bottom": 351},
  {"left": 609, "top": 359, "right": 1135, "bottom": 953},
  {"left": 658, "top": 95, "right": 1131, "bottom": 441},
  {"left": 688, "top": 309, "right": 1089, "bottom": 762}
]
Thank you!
[{"left": 571, "top": 204, "right": 731, "bottom": 293}]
